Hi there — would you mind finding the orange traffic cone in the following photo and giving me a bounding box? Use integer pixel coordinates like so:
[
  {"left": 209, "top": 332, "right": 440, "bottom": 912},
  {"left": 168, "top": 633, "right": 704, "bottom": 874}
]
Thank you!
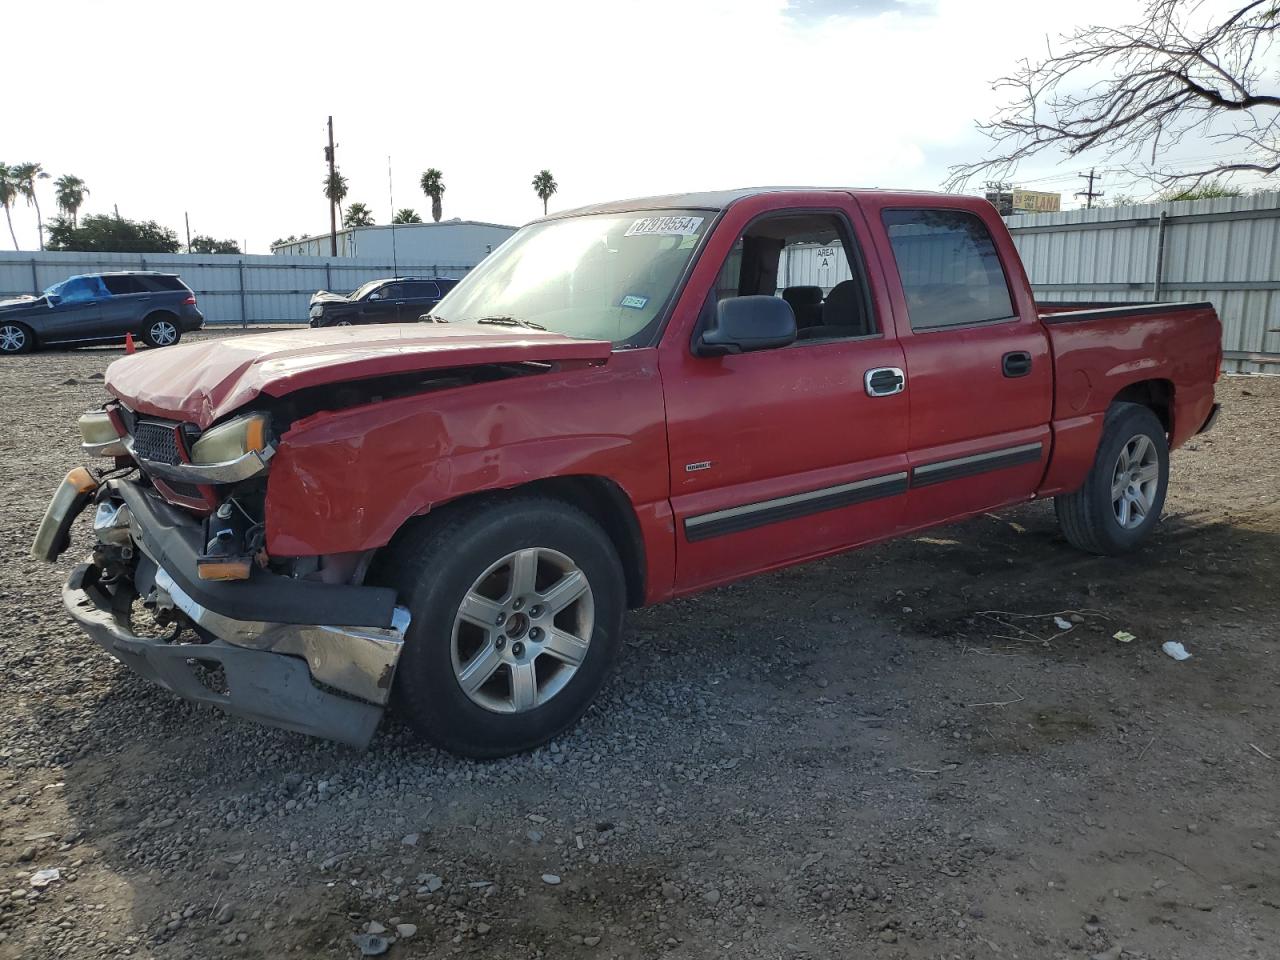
[{"left": 124, "top": 332, "right": 136, "bottom": 354}]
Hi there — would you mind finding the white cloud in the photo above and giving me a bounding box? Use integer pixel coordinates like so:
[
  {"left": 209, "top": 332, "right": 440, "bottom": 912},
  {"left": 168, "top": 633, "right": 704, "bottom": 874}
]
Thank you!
[{"left": 8, "top": 0, "right": 1148, "bottom": 253}]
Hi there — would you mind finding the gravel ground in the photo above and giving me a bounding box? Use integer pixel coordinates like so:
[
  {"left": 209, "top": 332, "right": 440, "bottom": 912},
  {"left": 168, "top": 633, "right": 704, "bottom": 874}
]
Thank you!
[{"left": 2, "top": 332, "right": 1278, "bottom": 960}]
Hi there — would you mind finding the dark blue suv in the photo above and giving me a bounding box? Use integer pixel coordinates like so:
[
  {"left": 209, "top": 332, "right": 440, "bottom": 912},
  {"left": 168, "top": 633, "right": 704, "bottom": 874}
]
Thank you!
[{"left": 0, "top": 271, "right": 204, "bottom": 355}]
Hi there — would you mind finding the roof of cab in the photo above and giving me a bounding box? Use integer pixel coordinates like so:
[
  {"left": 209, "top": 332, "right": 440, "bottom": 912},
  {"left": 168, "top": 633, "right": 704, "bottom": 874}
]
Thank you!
[{"left": 545, "top": 186, "right": 957, "bottom": 221}]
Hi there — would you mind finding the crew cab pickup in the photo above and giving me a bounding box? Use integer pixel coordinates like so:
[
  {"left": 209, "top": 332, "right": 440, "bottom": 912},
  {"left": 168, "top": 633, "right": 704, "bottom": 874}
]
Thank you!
[{"left": 34, "top": 188, "right": 1222, "bottom": 757}]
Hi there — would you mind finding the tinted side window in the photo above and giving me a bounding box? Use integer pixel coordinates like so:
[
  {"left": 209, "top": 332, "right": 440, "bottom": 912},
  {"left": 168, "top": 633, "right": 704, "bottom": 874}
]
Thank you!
[
  {"left": 370, "top": 283, "right": 400, "bottom": 300},
  {"left": 881, "top": 209, "right": 1016, "bottom": 330},
  {"left": 402, "top": 281, "right": 441, "bottom": 299},
  {"left": 143, "top": 275, "right": 187, "bottom": 292},
  {"left": 103, "top": 276, "right": 148, "bottom": 295}
]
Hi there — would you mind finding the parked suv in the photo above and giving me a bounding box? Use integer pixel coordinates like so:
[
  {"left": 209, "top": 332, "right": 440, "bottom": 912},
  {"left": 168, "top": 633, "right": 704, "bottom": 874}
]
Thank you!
[
  {"left": 0, "top": 271, "right": 204, "bottom": 354},
  {"left": 308, "top": 277, "right": 459, "bottom": 327}
]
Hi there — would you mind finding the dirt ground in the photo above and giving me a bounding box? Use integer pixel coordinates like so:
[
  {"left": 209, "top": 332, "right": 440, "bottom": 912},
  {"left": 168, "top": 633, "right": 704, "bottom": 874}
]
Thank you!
[{"left": 1, "top": 331, "right": 1277, "bottom": 960}]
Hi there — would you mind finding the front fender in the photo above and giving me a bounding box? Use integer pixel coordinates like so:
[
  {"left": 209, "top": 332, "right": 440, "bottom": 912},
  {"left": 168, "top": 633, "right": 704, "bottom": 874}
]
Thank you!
[{"left": 263, "top": 352, "right": 670, "bottom": 559}]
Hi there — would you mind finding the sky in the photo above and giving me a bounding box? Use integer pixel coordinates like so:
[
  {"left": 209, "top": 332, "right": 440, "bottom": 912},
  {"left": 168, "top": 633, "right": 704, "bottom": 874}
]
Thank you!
[{"left": 3, "top": 0, "right": 1267, "bottom": 253}]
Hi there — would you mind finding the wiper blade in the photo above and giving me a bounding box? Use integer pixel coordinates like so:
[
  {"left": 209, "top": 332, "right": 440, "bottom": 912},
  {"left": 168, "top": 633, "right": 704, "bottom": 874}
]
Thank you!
[
  {"left": 419, "top": 313, "right": 449, "bottom": 323},
  {"left": 473, "top": 315, "right": 547, "bottom": 331}
]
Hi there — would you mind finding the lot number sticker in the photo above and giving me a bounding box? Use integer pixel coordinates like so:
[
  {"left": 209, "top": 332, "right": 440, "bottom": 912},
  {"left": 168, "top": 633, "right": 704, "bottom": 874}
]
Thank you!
[{"left": 625, "top": 216, "right": 704, "bottom": 237}]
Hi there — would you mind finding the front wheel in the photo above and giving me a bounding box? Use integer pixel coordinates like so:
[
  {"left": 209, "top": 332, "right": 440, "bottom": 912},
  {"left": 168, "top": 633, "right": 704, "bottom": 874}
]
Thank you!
[
  {"left": 379, "top": 496, "right": 625, "bottom": 758},
  {"left": 0, "top": 322, "right": 35, "bottom": 355},
  {"left": 1055, "top": 402, "right": 1169, "bottom": 555}
]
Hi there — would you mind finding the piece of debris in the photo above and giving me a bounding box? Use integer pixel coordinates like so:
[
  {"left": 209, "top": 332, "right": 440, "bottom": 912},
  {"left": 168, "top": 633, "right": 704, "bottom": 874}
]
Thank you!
[
  {"left": 1113, "top": 630, "right": 1136, "bottom": 643},
  {"left": 542, "top": 873, "right": 562, "bottom": 885},
  {"left": 395, "top": 923, "right": 417, "bottom": 939},
  {"left": 401, "top": 833, "right": 419, "bottom": 847},
  {"left": 30, "top": 868, "right": 61, "bottom": 888},
  {"left": 1054, "top": 616, "right": 1073, "bottom": 631},
  {"left": 351, "top": 932, "right": 389, "bottom": 956},
  {"left": 1162, "top": 641, "right": 1192, "bottom": 661}
]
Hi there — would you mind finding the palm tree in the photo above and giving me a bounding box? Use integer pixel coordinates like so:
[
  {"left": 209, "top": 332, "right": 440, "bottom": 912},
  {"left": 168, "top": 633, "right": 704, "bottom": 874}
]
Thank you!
[
  {"left": 532, "top": 169, "right": 558, "bottom": 216},
  {"left": 12, "top": 162, "right": 50, "bottom": 250},
  {"left": 323, "top": 170, "right": 349, "bottom": 224},
  {"left": 343, "top": 202, "right": 374, "bottom": 228},
  {"left": 0, "top": 164, "right": 18, "bottom": 250},
  {"left": 419, "top": 168, "right": 445, "bottom": 222},
  {"left": 53, "top": 174, "right": 89, "bottom": 227},
  {"left": 392, "top": 208, "right": 423, "bottom": 224}
]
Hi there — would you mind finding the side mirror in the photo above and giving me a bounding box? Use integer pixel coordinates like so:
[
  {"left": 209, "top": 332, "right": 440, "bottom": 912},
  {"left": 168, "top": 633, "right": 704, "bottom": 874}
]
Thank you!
[
  {"left": 695, "top": 296, "right": 797, "bottom": 357},
  {"left": 368, "top": 292, "right": 383, "bottom": 301},
  {"left": 46, "top": 295, "right": 60, "bottom": 307}
]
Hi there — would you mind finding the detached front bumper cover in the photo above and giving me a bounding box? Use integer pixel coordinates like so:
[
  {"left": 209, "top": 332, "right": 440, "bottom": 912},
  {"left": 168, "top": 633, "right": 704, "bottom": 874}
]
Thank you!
[{"left": 64, "top": 562, "right": 409, "bottom": 748}]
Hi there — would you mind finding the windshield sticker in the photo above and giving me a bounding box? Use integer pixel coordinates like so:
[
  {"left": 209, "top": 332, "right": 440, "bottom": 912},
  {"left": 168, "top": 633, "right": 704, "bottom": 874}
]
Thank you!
[
  {"left": 624, "top": 216, "right": 704, "bottom": 238},
  {"left": 619, "top": 294, "right": 649, "bottom": 310}
]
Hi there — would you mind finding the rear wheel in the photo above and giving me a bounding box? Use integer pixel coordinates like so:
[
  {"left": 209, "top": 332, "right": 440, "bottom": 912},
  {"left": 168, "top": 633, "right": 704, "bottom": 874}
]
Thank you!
[
  {"left": 378, "top": 496, "right": 625, "bottom": 758},
  {"left": 0, "top": 322, "right": 35, "bottom": 355},
  {"left": 141, "top": 314, "right": 181, "bottom": 348},
  {"left": 1055, "top": 402, "right": 1169, "bottom": 555}
]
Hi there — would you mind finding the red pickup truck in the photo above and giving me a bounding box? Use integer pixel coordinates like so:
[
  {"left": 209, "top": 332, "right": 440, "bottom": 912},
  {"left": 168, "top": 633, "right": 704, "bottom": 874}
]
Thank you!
[{"left": 34, "top": 188, "right": 1222, "bottom": 757}]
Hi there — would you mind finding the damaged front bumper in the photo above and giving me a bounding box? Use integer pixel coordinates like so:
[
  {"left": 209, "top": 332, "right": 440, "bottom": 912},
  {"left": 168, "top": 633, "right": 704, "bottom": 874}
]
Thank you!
[{"left": 48, "top": 477, "right": 410, "bottom": 748}]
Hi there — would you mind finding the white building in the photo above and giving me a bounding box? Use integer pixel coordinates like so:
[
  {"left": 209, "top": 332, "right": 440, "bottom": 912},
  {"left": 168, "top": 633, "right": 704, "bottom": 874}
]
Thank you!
[{"left": 272, "top": 219, "right": 517, "bottom": 264}]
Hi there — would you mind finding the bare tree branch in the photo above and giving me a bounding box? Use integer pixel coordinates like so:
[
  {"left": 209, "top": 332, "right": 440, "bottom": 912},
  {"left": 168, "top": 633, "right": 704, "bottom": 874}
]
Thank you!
[{"left": 947, "top": 1, "right": 1280, "bottom": 192}]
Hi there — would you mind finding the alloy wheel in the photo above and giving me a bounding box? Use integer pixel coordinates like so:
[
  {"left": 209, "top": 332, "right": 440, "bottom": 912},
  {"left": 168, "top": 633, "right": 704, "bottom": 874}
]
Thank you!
[
  {"left": 451, "top": 547, "right": 594, "bottom": 714},
  {"left": 1111, "top": 434, "right": 1160, "bottom": 529},
  {"left": 149, "top": 320, "right": 178, "bottom": 346},
  {"left": 0, "top": 325, "right": 27, "bottom": 353}
]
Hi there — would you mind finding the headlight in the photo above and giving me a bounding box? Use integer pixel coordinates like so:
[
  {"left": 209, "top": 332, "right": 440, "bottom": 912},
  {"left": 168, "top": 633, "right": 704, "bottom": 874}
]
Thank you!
[
  {"left": 191, "top": 413, "right": 272, "bottom": 465},
  {"left": 79, "top": 410, "right": 128, "bottom": 457}
]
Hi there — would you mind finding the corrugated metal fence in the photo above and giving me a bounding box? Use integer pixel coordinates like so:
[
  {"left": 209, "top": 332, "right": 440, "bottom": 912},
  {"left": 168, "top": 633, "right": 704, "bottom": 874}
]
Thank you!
[
  {"left": 1007, "top": 192, "right": 1280, "bottom": 374},
  {"left": 0, "top": 251, "right": 479, "bottom": 326}
]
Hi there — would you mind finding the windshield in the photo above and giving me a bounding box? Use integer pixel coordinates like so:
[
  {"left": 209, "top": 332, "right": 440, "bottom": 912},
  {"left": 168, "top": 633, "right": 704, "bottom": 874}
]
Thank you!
[
  {"left": 350, "top": 280, "right": 384, "bottom": 301},
  {"left": 430, "top": 209, "right": 710, "bottom": 345}
]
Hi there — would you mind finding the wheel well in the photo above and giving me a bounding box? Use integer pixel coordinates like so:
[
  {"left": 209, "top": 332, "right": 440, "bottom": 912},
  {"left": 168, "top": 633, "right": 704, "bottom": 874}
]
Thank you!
[
  {"left": 384, "top": 476, "right": 648, "bottom": 609},
  {"left": 143, "top": 309, "right": 178, "bottom": 326},
  {"left": 1112, "top": 379, "right": 1173, "bottom": 433}
]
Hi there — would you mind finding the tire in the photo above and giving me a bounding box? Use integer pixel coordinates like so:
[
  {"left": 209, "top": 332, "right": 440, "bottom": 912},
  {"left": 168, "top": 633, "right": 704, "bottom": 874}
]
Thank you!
[
  {"left": 0, "top": 322, "right": 35, "bottom": 355},
  {"left": 141, "top": 313, "right": 181, "bottom": 348},
  {"left": 1055, "top": 402, "right": 1169, "bottom": 555},
  {"left": 377, "top": 496, "right": 625, "bottom": 758}
]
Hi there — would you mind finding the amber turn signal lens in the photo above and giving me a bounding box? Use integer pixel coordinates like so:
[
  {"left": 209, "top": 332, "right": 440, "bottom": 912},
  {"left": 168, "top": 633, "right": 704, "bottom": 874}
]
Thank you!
[{"left": 196, "top": 558, "right": 252, "bottom": 581}]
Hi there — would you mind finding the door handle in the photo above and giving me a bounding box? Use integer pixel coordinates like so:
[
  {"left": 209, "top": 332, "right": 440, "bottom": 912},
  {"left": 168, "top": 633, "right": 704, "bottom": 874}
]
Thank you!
[
  {"left": 864, "top": 367, "right": 906, "bottom": 397},
  {"left": 1002, "top": 351, "right": 1033, "bottom": 378}
]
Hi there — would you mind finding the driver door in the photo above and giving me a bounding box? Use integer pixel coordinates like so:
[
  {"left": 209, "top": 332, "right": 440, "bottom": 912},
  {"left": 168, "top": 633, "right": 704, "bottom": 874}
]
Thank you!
[
  {"left": 658, "top": 195, "right": 910, "bottom": 593},
  {"left": 45, "top": 276, "right": 108, "bottom": 341}
]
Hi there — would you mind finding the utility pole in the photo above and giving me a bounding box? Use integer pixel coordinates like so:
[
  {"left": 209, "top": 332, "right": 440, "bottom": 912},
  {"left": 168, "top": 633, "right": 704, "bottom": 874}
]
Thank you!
[
  {"left": 1076, "top": 168, "right": 1104, "bottom": 209},
  {"left": 184, "top": 212, "right": 192, "bottom": 253},
  {"left": 326, "top": 116, "right": 338, "bottom": 257}
]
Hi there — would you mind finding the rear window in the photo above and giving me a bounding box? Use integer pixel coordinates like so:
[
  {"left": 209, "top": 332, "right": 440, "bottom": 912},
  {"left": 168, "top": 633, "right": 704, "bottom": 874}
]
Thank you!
[{"left": 881, "top": 209, "right": 1016, "bottom": 330}]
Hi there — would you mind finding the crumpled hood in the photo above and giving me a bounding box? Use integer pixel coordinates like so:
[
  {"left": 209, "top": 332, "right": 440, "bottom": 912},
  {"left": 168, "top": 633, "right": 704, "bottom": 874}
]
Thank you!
[
  {"left": 308, "top": 290, "right": 349, "bottom": 308},
  {"left": 104, "top": 324, "right": 612, "bottom": 429}
]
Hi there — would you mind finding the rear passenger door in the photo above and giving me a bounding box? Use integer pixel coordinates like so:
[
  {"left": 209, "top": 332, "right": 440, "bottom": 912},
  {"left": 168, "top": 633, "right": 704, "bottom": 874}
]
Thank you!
[
  {"left": 659, "top": 196, "right": 910, "bottom": 592},
  {"left": 397, "top": 281, "right": 441, "bottom": 322},
  {"left": 100, "top": 275, "right": 152, "bottom": 334},
  {"left": 860, "top": 200, "right": 1052, "bottom": 528}
]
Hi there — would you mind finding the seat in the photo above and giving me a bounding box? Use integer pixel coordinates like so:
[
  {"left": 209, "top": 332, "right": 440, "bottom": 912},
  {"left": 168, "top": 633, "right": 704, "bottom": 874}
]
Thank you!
[
  {"left": 815, "top": 279, "right": 872, "bottom": 337},
  {"left": 782, "top": 286, "right": 824, "bottom": 329}
]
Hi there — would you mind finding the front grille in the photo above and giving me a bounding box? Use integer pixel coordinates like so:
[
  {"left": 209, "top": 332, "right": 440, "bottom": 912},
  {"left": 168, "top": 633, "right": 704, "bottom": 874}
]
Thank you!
[{"left": 132, "top": 421, "right": 182, "bottom": 464}]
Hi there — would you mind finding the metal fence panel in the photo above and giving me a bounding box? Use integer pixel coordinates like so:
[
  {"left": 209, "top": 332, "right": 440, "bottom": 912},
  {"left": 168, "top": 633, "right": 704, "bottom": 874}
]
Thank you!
[
  {"left": 1008, "top": 192, "right": 1280, "bottom": 374},
  {"left": 0, "top": 251, "right": 478, "bottom": 327}
]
